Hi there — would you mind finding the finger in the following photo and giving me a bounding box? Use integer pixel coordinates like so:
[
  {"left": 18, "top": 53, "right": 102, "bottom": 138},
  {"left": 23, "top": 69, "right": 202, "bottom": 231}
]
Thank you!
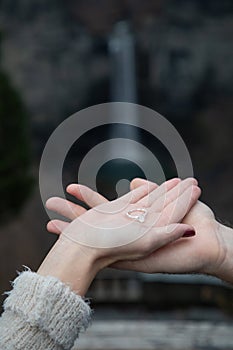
[
  {"left": 151, "top": 177, "right": 198, "bottom": 211},
  {"left": 158, "top": 185, "right": 201, "bottom": 225},
  {"left": 136, "top": 223, "right": 196, "bottom": 257},
  {"left": 66, "top": 184, "right": 108, "bottom": 208},
  {"left": 46, "top": 197, "right": 86, "bottom": 220},
  {"left": 137, "top": 178, "right": 181, "bottom": 207},
  {"left": 95, "top": 183, "right": 157, "bottom": 214},
  {"left": 47, "top": 219, "right": 69, "bottom": 234},
  {"left": 148, "top": 224, "right": 195, "bottom": 251},
  {"left": 113, "top": 178, "right": 179, "bottom": 208},
  {"left": 132, "top": 177, "right": 197, "bottom": 187},
  {"left": 152, "top": 223, "right": 196, "bottom": 249},
  {"left": 94, "top": 181, "right": 159, "bottom": 215},
  {"left": 130, "top": 178, "right": 198, "bottom": 205},
  {"left": 117, "top": 182, "right": 157, "bottom": 205},
  {"left": 130, "top": 178, "right": 159, "bottom": 191}
]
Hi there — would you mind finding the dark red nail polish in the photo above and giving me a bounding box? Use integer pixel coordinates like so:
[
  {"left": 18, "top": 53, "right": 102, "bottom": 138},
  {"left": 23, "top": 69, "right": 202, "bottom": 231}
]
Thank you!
[{"left": 183, "top": 230, "right": 196, "bottom": 237}]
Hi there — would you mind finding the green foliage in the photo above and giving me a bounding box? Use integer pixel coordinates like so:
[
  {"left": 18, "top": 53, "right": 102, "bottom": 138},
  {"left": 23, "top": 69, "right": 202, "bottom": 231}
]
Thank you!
[{"left": 0, "top": 69, "right": 33, "bottom": 222}]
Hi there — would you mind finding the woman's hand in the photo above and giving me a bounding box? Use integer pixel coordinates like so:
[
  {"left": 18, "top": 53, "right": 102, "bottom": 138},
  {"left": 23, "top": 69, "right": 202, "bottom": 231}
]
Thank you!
[
  {"left": 46, "top": 178, "right": 233, "bottom": 284},
  {"left": 60, "top": 178, "right": 199, "bottom": 262},
  {"left": 118, "top": 178, "right": 233, "bottom": 284},
  {"left": 43, "top": 178, "right": 200, "bottom": 293}
]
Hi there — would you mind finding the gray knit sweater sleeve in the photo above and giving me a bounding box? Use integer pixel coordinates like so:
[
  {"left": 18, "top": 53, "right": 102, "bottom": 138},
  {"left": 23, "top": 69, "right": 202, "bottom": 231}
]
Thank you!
[{"left": 0, "top": 271, "right": 92, "bottom": 350}]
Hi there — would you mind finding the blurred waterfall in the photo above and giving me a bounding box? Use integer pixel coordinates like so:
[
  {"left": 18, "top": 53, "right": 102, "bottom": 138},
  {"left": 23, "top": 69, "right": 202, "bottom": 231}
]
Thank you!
[
  {"left": 107, "top": 21, "right": 142, "bottom": 194},
  {"left": 109, "top": 21, "right": 137, "bottom": 103}
]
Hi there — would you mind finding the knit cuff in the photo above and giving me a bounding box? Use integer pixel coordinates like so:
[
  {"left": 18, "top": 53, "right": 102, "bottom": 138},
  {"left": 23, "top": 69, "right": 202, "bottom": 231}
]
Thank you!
[{"left": 4, "top": 271, "right": 92, "bottom": 349}]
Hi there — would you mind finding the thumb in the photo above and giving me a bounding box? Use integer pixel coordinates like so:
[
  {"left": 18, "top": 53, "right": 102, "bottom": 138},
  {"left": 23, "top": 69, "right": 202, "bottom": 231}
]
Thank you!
[
  {"left": 111, "top": 223, "right": 196, "bottom": 272},
  {"left": 66, "top": 184, "right": 108, "bottom": 208},
  {"left": 149, "top": 223, "right": 196, "bottom": 251}
]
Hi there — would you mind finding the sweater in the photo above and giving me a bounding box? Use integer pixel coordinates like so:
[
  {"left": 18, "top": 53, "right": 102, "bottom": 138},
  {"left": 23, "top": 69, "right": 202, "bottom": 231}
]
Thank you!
[{"left": 0, "top": 271, "right": 92, "bottom": 350}]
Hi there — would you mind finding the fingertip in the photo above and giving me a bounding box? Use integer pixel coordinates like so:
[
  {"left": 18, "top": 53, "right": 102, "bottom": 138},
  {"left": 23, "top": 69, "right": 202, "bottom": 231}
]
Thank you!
[
  {"left": 166, "top": 178, "right": 181, "bottom": 187},
  {"left": 47, "top": 219, "right": 68, "bottom": 235},
  {"left": 197, "top": 184, "right": 202, "bottom": 194},
  {"left": 130, "top": 178, "right": 147, "bottom": 190},
  {"left": 66, "top": 184, "right": 89, "bottom": 199},
  {"left": 165, "top": 223, "right": 196, "bottom": 238},
  {"left": 66, "top": 183, "right": 78, "bottom": 193},
  {"left": 179, "top": 224, "right": 196, "bottom": 238},
  {"left": 46, "top": 220, "right": 52, "bottom": 231},
  {"left": 182, "top": 229, "right": 196, "bottom": 238},
  {"left": 133, "top": 177, "right": 146, "bottom": 182},
  {"left": 46, "top": 221, "right": 60, "bottom": 234},
  {"left": 192, "top": 184, "right": 202, "bottom": 198},
  {"left": 168, "top": 177, "right": 181, "bottom": 182},
  {"left": 46, "top": 197, "right": 58, "bottom": 210},
  {"left": 131, "top": 178, "right": 161, "bottom": 192},
  {"left": 66, "top": 184, "right": 84, "bottom": 200},
  {"left": 186, "top": 177, "right": 198, "bottom": 186}
]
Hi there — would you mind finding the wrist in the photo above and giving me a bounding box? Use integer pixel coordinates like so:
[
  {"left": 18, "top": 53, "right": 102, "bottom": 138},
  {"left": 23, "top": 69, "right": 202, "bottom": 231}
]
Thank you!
[
  {"left": 210, "top": 222, "right": 233, "bottom": 284},
  {"left": 37, "top": 236, "right": 102, "bottom": 296}
]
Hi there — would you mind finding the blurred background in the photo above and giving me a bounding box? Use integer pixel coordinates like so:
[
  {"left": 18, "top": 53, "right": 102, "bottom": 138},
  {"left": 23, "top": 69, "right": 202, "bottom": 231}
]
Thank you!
[{"left": 0, "top": 0, "right": 233, "bottom": 349}]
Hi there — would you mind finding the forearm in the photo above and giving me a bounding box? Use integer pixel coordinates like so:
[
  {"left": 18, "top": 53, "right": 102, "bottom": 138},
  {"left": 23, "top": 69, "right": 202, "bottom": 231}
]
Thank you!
[
  {"left": 37, "top": 235, "right": 100, "bottom": 296},
  {"left": 211, "top": 223, "right": 233, "bottom": 284}
]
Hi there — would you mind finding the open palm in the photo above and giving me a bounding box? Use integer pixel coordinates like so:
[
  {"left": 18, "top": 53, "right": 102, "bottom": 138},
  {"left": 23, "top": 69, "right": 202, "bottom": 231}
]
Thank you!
[{"left": 46, "top": 178, "right": 221, "bottom": 276}]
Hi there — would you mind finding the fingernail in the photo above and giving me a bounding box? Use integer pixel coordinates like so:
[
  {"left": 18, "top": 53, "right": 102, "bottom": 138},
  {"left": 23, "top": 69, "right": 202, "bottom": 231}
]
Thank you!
[{"left": 183, "top": 230, "right": 196, "bottom": 237}]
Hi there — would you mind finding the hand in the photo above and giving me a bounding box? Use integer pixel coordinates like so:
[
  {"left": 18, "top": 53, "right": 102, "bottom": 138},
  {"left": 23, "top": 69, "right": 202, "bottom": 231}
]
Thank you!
[
  {"left": 57, "top": 178, "right": 199, "bottom": 265},
  {"left": 44, "top": 178, "right": 200, "bottom": 292},
  {"left": 46, "top": 178, "right": 233, "bottom": 284},
  {"left": 118, "top": 178, "right": 233, "bottom": 284},
  {"left": 39, "top": 184, "right": 110, "bottom": 296}
]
